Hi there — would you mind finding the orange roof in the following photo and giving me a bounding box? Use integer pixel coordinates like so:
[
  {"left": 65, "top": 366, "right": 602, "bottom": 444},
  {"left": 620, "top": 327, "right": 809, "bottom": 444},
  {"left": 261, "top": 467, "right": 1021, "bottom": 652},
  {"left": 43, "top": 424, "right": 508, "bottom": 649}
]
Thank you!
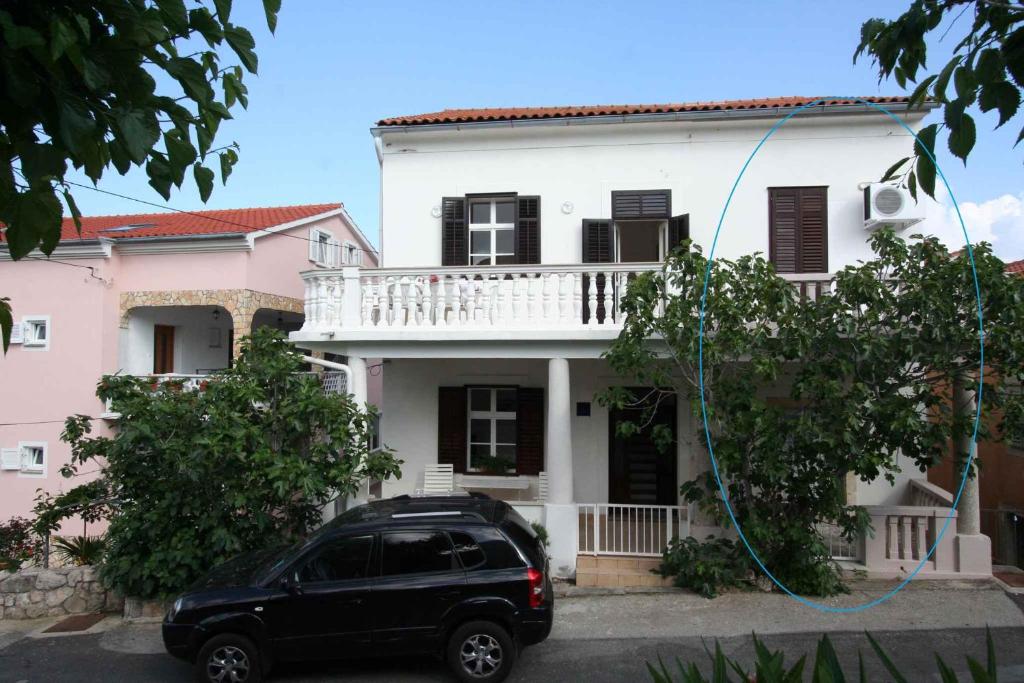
[
  {"left": 378, "top": 96, "right": 917, "bottom": 126},
  {"left": 54, "top": 203, "right": 341, "bottom": 241},
  {"left": 1006, "top": 259, "right": 1024, "bottom": 275}
]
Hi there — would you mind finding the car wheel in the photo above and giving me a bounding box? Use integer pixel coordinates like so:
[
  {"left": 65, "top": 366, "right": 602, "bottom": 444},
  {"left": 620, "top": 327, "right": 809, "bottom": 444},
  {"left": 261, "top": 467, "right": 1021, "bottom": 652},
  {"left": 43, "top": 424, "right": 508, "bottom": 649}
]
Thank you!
[
  {"left": 195, "top": 633, "right": 263, "bottom": 683},
  {"left": 447, "top": 620, "right": 517, "bottom": 682}
]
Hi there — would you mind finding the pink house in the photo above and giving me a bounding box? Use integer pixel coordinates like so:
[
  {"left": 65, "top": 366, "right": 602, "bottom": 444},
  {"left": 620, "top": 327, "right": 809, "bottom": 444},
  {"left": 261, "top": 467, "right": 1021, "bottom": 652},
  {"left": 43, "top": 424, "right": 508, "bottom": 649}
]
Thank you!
[{"left": 0, "top": 203, "right": 379, "bottom": 526}]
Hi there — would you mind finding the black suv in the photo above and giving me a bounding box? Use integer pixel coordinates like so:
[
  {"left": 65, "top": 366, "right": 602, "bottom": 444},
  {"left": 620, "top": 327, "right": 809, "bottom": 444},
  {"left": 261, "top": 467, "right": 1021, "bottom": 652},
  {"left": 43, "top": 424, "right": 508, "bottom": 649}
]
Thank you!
[{"left": 162, "top": 494, "right": 553, "bottom": 682}]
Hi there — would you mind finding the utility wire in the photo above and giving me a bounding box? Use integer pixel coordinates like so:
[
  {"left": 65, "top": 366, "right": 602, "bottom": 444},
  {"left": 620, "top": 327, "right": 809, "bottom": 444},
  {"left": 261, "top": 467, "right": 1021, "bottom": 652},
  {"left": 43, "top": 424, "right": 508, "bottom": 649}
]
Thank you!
[{"left": 63, "top": 180, "right": 381, "bottom": 258}]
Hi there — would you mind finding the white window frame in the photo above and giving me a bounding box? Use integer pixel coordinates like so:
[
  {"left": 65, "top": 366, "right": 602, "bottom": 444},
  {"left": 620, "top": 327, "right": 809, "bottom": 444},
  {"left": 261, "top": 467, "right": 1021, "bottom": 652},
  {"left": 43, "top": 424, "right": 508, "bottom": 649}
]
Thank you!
[
  {"left": 309, "top": 228, "right": 338, "bottom": 267},
  {"left": 21, "top": 315, "right": 49, "bottom": 349},
  {"left": 342, "top": 240, "right": 360, "bottom": 266},
  {"left": 467, "top": 387, "right": 517, "bottom": 473},
  {"left": 18, "top": 441, "right": 46, "bottom": 477},
  {"left": 468, "top": 198, "right": 515, "bottom": 266}
]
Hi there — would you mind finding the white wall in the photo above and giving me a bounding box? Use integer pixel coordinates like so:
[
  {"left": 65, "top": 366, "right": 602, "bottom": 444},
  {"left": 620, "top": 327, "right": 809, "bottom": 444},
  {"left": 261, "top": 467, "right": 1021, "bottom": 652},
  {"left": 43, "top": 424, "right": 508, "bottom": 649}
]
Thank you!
[
  {"left": 121, "top": 306, "right": 234, "bottom": 375},
  {"left": 379, "top": 113, "right": 932, "bottom": 269}
]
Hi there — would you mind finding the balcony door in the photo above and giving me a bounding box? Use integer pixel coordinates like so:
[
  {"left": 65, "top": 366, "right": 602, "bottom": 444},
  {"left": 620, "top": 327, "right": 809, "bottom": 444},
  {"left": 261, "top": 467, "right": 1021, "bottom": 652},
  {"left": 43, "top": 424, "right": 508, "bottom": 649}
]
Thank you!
[
  {"left": 153, "top": 324, "right": 175, "bottom": 374},
  {"left": 609, "top": 390, "right": 677, "bottom": 505}
]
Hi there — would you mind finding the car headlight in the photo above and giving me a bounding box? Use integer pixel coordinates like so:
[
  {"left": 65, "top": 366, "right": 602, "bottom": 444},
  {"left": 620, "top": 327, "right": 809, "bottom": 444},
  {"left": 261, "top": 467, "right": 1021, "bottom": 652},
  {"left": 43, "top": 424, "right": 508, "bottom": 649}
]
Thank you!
[{"left": 168, "top": 597, "right": 184, "bottom": 622}]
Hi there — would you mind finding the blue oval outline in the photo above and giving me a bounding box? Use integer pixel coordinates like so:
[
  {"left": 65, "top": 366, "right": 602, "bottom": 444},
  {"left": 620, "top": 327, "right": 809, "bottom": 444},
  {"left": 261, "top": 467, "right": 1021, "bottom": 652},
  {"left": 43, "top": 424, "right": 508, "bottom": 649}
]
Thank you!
[{"left": 698, "top": 96, "right": 983, "bottom": 612}]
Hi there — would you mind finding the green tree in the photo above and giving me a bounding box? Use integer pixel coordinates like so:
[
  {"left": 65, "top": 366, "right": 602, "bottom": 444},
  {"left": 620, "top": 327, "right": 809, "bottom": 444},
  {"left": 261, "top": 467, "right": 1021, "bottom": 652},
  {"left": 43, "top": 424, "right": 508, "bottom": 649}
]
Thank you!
[
  {"left": 602, "top": 231, "right": 1024, "bottom": 596},
  {"left": 0, "top": 0, "right": 281, "bottom": 349},
  {"left": 855, "top": 1, "right": 1024, "bottom": 199},
  {"left": 34, "top": 328, "right": 402, "bottom": 599}
]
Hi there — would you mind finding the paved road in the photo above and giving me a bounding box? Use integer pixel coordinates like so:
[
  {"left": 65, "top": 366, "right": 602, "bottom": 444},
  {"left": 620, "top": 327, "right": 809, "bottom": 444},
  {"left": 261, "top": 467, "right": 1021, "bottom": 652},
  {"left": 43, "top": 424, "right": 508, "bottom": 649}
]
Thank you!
[
  {"left": 3, "top": 625, "right": 1024, "bottom": 682},
  {"left": 2, "top": 587, "right": 1023, "bottom": 682}
]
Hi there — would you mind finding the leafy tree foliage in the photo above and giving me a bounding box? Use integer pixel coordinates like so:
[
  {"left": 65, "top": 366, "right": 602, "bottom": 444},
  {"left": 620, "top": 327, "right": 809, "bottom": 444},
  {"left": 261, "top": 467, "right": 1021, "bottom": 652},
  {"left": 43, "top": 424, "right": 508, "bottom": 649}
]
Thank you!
[
  {"left": 34, "top": 329, "right": 401, "bottom": 598},
  {"left": 855, "top": 1, "right": 1024, "bottom": 199},
  {"left": 602, "top": 231, "right": 1024, "bottom": 596},
  {"left": 0, "top": 0, "right": 281, "bottom": 348}
]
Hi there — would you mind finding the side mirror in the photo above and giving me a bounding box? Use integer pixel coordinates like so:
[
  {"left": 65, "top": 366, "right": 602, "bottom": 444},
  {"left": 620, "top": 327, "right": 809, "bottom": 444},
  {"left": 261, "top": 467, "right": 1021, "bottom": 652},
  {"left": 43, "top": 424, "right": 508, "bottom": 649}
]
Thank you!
[{"left": 280, "top": 575, "right": 303, "bottom": 596}]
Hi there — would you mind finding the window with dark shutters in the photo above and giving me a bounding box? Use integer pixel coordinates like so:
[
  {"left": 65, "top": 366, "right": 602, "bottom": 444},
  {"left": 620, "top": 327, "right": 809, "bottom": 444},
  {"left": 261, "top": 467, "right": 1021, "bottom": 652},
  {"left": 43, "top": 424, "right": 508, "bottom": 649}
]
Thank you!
[
  {"left": 516, "top": 196, "right": 541, "bottom": 264},
  {"left": 441, "top": 197, "right": 468, "bottom": 266},
  {"left": 437, "top": 386, "right": 468, "bottom": 473},
  {"left": 612, "top": 190, "right": 671, "bottom": 220},
  {"left": 582, "top": 219, "right": 614, "bottom": 323},
  {"left": 515, "top": 388, "right": 544, "bottom": 475},
  {"left": 769, "top": 187, "right": 828, "bottom": 274}
]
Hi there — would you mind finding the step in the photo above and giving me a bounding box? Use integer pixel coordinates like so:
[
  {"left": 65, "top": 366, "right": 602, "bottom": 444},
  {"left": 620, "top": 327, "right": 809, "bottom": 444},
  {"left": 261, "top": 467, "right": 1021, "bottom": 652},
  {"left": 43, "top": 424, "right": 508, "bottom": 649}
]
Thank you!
[
  {"left": 576, "top": 554, "right": 662, "bottom": 572},
  {"left": 575, "top": 554, "right": 672, "bottom": 588}
]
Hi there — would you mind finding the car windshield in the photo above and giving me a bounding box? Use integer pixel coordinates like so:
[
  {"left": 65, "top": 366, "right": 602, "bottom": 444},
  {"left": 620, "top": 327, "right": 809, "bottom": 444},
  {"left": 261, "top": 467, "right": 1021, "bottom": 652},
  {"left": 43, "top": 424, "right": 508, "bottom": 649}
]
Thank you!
[{"left": 253, "top": 542, "right": 303, "bottom": 582}]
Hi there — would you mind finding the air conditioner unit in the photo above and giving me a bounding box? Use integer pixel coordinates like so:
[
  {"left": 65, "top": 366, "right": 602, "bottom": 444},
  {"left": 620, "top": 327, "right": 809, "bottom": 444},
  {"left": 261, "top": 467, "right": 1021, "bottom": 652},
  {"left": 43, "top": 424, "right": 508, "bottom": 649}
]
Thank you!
[{"left": 863, "top": 183, "right": 923, "bottom": 229}]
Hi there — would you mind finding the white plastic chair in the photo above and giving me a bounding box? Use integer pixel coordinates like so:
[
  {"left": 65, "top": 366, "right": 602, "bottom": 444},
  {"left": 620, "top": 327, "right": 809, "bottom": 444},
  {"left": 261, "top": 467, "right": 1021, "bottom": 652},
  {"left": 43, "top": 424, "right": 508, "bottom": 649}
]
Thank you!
[
  {"left": 536, "top": 471, "right": 549, "bottom": 502},
  {"left": 422, "top": 463, "right": 455, "bottom": 494}
]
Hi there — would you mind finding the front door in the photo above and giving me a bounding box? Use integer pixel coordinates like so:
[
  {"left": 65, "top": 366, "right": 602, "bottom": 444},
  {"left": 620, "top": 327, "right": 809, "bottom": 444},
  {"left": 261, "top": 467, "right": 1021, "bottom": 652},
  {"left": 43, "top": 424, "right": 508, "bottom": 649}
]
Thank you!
[
  {"left": 266, "top": 534, "right": 376, "bottom": 661},
  {"left": 153, "top": 324, "right": 175, "bottom": 374},
  {"left": 609, "top": 390, "right": 677, "bottom": 505}
]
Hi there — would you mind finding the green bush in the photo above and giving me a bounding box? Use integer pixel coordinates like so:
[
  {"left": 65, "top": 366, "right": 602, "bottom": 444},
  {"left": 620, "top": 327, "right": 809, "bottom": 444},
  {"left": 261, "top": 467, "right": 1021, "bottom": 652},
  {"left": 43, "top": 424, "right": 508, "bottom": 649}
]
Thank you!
[
  {"left": 0, "top": 516, "right": 43, "bottom": 570},
  {"left": 655, "top": 536, "right": 750, "bottom": 598},
  {"left": 530, "top": 521, "right": 550, "bottom": 548},
  {"left": 648, "top": 629, "right": 999, "bottom": 682}
]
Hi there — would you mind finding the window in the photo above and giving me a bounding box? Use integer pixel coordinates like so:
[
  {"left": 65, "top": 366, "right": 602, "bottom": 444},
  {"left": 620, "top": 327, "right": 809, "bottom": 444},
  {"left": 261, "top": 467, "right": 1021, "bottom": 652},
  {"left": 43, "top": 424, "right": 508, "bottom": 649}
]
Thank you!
[
  {"left": 468, "top": 387, "right": 517, "bottom": 472},
  {"left": 768, "top": 187, "right": 828, "bottom": 274},
  {"left": 369, "top": 412, "right": 382, "bottom": 451},
  {"left": 380, "top": 530, "right": 458, "bottom": 576},
  {"left": 342, "top": 241, "right": 360, "bottom": 265},
  {"left": 309, "top": 228, "right": 338, "bottom": 267},
  {"left": 449, "top": 531, "right": 486, "bottom": 569},
  {"left": 21, "top": 316, "right": 49, "bottom": 349},
  {"left": 295, "top": 535, "right": 374, "bottom": 583},
  {"left": 18, "top": 443, "right": 45, "bottom": 475},
  {"left": 468, "top": 198, "right": 515, "bottom": 265}
]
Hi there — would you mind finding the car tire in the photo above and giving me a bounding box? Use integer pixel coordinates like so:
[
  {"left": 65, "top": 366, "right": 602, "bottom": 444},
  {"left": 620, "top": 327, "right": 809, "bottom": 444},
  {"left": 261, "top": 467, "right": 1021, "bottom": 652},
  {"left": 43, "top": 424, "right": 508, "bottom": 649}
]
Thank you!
[
  {"left": 447, "top": 620, "right": 517, "bottom": 682},
  {"left": 195, "top": 633, "right": 263, "bottom": 683}
]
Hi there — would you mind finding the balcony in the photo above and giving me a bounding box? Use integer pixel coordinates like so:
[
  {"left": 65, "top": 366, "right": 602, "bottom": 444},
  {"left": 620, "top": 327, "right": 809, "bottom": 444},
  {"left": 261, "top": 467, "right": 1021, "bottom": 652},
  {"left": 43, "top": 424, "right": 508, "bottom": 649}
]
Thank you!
[{"left": 292, "top": 264, "right": 834, "bottom": 345}]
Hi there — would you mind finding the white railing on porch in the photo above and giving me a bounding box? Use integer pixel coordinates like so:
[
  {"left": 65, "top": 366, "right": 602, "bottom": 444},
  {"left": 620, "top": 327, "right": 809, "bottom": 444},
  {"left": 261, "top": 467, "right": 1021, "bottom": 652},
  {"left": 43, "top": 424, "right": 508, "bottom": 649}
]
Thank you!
[
  {"left": 577, "top": 503, "right": 691, "bottom": 557},
  {"left": 299, "top": 264, "right": 834, "bottom": 333}
]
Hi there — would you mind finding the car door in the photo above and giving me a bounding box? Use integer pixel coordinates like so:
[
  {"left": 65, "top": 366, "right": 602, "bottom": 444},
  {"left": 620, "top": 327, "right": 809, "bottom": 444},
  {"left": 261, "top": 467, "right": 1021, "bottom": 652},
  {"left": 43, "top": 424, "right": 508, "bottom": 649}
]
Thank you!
[
  {"left": 264, "top": 533, "right": 376, "bottom": 662},
  {"left": 372, "top": 528, "right": 466, "bottom": 653}
]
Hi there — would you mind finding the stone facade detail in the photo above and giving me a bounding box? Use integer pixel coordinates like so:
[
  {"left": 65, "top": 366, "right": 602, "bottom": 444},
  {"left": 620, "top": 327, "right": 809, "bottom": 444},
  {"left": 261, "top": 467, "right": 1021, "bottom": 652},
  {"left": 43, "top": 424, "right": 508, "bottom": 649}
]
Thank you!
[
  {"left": 120, "top": 289, "right": 303, "bottom": 355},
  {"left": 0, "top": 566, "right": 122, "bottom": 620}
]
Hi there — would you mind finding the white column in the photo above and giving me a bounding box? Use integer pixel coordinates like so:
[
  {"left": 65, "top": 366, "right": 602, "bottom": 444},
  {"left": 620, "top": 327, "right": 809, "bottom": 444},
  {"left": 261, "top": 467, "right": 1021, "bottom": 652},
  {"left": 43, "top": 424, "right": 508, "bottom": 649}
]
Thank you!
[
  {"left": 544, "top": 357, "right": 577, "bottom": 578},
  {"left": 348, "top": 355, "right": 368, "bottom": 408},
  {"left": 340, "top": 265, "right": 362, "bottom": 328},
  {"left": 953, "top": 378, "right": 991, "bottom": 575},
  {"left": 546, "top": 357, "right": 573, "bottom": 504}
]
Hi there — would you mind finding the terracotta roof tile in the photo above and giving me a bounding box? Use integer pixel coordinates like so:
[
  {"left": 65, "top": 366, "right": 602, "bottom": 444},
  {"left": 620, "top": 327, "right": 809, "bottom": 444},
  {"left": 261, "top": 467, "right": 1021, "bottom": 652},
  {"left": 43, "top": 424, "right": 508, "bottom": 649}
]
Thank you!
[
  {"left": 1006, "top": 259, "right": 1024, "bottom": 275},
  {"left": 49, "top": 203, "right": 341, "bottom": 241},
  {"left": 378, "top": 96, "right": 917, "bottom": 126}
]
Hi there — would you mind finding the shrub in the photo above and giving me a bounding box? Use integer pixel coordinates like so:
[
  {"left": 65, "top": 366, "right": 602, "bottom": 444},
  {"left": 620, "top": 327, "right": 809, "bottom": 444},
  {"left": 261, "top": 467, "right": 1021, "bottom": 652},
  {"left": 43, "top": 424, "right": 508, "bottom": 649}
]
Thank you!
[
  {"left": 52, "top": 535, "right": 107, "bottom": 566},
  {"left": 0, "top": 516, "right": 44, "bottom": 571},
  {"left": 655, "top": 536, "right": 750, "bottom": 599},
  {"left": 648, "top": 628, "right": 998, "bottom": 682},
  {"left": 530, "top": 522, "right": 550, "bottom": 548}
]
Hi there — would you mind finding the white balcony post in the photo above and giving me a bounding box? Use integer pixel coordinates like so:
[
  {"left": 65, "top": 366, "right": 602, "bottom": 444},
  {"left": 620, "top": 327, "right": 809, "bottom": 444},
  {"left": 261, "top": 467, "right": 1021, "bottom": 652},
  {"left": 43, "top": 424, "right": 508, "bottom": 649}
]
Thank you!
[
  {"left": 544, "top": 357, "right": 577, "bottom": 578},
  {"left": 337, "top": 265, "right": 361, "bottom": 328}
]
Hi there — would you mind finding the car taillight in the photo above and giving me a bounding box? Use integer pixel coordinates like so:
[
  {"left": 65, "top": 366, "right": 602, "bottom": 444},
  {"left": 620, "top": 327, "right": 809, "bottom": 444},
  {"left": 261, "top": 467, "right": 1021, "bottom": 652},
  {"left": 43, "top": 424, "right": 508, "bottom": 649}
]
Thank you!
[{"left": 526, "top": 567, "right": 544, "bottom": 608}]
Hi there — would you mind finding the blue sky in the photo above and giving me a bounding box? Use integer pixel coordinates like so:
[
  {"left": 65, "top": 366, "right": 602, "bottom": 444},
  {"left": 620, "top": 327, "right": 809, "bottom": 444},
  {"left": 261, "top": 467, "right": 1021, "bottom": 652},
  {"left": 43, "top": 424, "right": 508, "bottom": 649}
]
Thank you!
[{"left": 69, "top": 1, "right": 1024, "bottom": 260}]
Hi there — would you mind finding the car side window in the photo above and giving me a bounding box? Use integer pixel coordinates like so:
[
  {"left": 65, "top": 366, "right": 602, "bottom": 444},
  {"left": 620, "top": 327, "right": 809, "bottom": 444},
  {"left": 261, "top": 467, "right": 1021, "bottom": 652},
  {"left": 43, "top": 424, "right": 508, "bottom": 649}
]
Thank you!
[
  {"left": 296, "top": 534, "right": 374, "bottom": 584},
  {"left": 449, "top": 531, "right": 486, "bottom": 569},
  {"left": 380, "top": 530, "right": 459, "bottom": 576}
]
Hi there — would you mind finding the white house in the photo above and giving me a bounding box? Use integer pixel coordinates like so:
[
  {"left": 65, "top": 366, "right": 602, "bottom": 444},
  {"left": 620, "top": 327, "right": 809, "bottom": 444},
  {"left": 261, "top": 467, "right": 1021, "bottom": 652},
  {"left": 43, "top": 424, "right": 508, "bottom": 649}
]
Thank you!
[{"left": 291, "top": 96, "right": 991, "bottom": 582}]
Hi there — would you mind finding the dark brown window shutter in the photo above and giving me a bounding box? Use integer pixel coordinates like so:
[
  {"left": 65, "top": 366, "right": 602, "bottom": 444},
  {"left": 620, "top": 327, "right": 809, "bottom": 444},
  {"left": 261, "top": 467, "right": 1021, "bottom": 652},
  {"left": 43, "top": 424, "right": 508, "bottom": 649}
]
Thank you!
[
  {"left": 582, "top": 219, "right": 614, "bottom": 323},
  {"left": 441, "top": 197, "right": 468, "bottom": 266},
  {"left": 667, "top": 214, "right": 690, "bottom": 254},
  {"left": 515, "top": 196, "right": 541, "bottom": 264},
  {"left": 769, "top": 187, "right": 828, "bottom": 274},
  {"left": 612, "top": 190, "right": 671, "bottom": 219},
  {"left": 437, "top": 386, "right": 467, "bottom": 473},
  {"left": 516, "top": 388, "right": 544, "bottom": 475}
]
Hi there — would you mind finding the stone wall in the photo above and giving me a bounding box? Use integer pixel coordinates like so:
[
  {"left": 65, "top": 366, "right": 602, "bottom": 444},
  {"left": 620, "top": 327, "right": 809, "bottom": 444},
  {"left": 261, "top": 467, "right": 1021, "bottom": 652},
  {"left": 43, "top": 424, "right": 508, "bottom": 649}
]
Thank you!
[{"left": 0, "top": 566, "right": 122, "bottom": 620}]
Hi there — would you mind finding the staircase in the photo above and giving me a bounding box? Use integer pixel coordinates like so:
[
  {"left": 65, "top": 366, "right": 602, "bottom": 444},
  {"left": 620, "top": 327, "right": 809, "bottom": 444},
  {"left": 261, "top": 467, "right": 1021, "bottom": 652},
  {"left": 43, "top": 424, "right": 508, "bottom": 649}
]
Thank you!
[{"left": 575, "top": 554, "right": 674, "bottom": 588}]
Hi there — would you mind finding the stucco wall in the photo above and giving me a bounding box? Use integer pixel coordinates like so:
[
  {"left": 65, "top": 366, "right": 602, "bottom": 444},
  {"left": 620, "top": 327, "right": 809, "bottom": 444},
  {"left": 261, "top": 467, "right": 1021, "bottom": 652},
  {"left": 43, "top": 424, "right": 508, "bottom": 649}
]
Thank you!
[
  {"left": 122, "top": 306, "right": 235, "bottom": 375},
  {"left": 379, "top": 113, "right": 933, "bottom": 269}
]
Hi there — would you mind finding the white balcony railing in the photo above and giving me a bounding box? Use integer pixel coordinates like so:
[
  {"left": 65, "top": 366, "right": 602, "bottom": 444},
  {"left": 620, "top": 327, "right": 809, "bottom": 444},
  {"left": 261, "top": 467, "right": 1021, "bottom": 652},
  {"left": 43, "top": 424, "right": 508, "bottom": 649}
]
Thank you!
[
  {"left": 577, "top": 503, "right": 692, "bottom": 557},
  {"left": 299, "top": 264, "right": 834, "bottom": 334}
]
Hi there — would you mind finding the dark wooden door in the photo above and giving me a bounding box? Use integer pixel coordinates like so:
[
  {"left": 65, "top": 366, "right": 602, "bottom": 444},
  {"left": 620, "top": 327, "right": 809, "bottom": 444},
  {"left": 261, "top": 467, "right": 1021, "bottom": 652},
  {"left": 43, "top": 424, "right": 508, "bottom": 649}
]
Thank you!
[
  {"left": 609, "top": 391, "right": 677, "bottom": 505},
  {"left": 153, "top": 325, "right": 175, "bottom": 374}
]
